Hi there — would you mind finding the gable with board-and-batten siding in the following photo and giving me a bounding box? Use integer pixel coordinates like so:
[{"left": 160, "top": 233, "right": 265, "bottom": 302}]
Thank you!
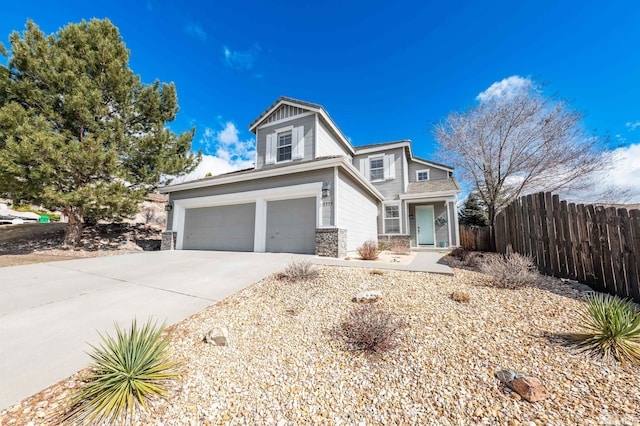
[{"left": 259, "top": 104, "right": 312, "bottom": 127}]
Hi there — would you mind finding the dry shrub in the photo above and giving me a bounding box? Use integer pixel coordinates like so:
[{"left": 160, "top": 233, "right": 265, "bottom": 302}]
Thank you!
[
  {"left": 282, "top": 259, "right": 320, "bottom": 281},
  {"left": 449, "top": 247, "right": 466, "bottom": 259},
  {"left": 389, "top": 240, "right": 410, "bottom": 255},
  {"left": 463, "top": 252, "right": 483, "bottom": 268},
  {"left": 450, "top": 248, "right": 483, "bottom": 268},
  {"left": 340, "top": 304, "right": 406, "bottom": 352},
  {"left": 369, "top": 269, "right": 386, "bottom": 276},
  {"left": 357, "top": 240, "right": 379, "bottom": 260},
  {"left": 451, "top": 291, "right": 471, "bottom": 303},
  {"left": 479, "top": 252, "right": 538, "bottom": 289}
]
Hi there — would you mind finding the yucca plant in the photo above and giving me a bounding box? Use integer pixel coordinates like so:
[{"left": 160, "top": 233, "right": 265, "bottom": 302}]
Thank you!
[
  {"left": 62, "top": 318, "right": 179, "bottom": 424},
  {"left": 570, "top": 293, "right": 640, "bottom": 364}
]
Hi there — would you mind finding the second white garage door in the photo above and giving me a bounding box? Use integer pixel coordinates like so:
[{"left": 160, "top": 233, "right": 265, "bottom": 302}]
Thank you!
[
  {"left": 182, "top": 203, "right": 256, "bottom": 251},
  {"left": 266, "top": 198, "right": 316, "bottom": 254}
]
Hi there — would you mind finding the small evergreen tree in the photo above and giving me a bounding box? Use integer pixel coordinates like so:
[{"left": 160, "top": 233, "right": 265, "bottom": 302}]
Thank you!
[
  {"left": 459, "top": 192, "right": 488, "bottom": 227},
  {"left": 0, "top": 19, "right": 200, "bottom": 245}
]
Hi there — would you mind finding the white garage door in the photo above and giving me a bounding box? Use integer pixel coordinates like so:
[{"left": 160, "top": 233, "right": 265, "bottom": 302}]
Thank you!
[
  {"left": 266, "top": 198, "right": 316, "bottom": 254},
  {"left": 182, "top": 203, "right": 255, "bottom": 251}
]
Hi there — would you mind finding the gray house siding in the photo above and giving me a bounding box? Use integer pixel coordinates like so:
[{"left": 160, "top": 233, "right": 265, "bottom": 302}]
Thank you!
[
  {"left": 167, "top": 169, "right": 334, "bottom": 229},
  {"left": 255, "top": 114, "right": 316, "bottom": 169},
  {"left": 408, "top": 160, "right": 449, "bottom": 182},
  {"left": 434, "top": 202, "right": 448, "bottom": 246},
  {"left": 316, "top": 119, "right": 351, "bottom": 159},
  {"left": 353, "top": 147, "right": 405, "bottom": 200},
  {"left": 261, "top": 104, "right": 309, "bottom": 126},
  {"left": 336, "top": 170, "right": 378, "bottom": 251}
]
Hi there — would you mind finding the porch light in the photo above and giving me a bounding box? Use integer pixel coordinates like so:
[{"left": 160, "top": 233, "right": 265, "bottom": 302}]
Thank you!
[
  {"left": 322, "top": 181, "right": 331, "bottom": 198},
  {"left": 164, "top": 202, "right": 173, "bottom": 211}
]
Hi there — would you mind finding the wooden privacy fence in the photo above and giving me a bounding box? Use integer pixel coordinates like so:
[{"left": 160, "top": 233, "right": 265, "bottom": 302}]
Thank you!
[
  {"left": 494, "top": 192, "right": 640, "bottom": 303},
  {"left": 459, "top": 225, "right": 491, "bottom": 251}
]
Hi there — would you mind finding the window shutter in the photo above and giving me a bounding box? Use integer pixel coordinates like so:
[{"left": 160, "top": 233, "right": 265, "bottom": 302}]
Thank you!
[
  {"left": 387, "top": 154, "right": 396, "bottom": 179},
  {"left": 359, "top": 159, "right": 370, "bottom": 180},
  {"left": 293, "top": 126, "right": 304, "bottom": 159},
  {"left": 265, "top": 133, "right": 275, "bottom": 165}
]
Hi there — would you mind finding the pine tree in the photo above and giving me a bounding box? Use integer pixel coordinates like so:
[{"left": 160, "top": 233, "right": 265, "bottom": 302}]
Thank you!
[
  {"left": 0, "top": 19, "right": 201, "bottom": 245},
  {"left": 459, "top": 192, "right": 489, "bottom": 227}
]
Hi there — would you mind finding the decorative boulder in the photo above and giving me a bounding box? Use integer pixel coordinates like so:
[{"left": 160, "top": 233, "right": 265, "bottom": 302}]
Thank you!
[
  {"left": 352, "top": 290, "right": 382, "bottom": 303},
  {"left": 495, "top": 369, "right": 549, "bottom": 402},
  {"left": 204, "top": 326, "right": 228, "bottom": 346},
  {"left": 511, "top": 376, "right": 549, "bottom": 402}
]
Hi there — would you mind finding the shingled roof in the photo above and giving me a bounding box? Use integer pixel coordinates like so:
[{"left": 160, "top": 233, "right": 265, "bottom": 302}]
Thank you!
[{"left": 406, "top": 177, "right": 461, "bottom": 194}]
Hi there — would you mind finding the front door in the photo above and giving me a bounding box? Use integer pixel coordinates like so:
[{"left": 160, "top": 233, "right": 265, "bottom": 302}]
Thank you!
[{"left": 416, "top": 205, "right": 434, "bottom": 245}]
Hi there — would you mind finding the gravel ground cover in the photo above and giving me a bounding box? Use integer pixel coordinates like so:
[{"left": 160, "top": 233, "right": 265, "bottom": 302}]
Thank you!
[{"left": 1, "top": 265, "right": 639, "bottom": 425}]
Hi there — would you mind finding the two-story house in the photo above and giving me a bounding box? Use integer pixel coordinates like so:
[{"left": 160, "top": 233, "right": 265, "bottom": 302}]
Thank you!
[{"left": 159, "top": 97, "right": 460, "bottom": 257}]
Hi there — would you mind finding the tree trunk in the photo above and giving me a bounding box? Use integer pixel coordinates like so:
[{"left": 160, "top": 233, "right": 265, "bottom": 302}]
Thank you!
[
  {"left": 63, "top": 206, "right": 83, "bottom": 247},
  {"left": 488, "top": 204, "right": 497, "bottom": 252}
]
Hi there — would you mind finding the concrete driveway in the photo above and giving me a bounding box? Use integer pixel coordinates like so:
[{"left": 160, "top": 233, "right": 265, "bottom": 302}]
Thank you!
[{"left": 0, "top": 250, "right": 305, "bottom": 409}]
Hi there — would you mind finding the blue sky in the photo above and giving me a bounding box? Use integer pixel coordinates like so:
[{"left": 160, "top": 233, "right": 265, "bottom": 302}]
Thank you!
[{"left": 2, "top": 0, "right": 640, "bottom": 199}]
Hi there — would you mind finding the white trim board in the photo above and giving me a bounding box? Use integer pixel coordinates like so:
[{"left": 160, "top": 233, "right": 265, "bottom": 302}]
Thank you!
[
  {"left": 256, "top": 112, "right": 315, "bottom": 130},
  {"left": 160, "top": 157, "right": 383, "bottom": 201},
  {"left": 399, "top": 190, "right": 460, "bottom": 200}
]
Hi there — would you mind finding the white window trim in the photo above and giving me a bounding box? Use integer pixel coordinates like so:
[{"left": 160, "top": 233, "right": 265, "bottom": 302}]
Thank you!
[
  {"left": 274, "top": 125, "right": 294, "bottom": 133},
  {"left": 416, "top": 169, "right": 430, "bottom": 181},
  {"left": 382, "top": 201, "right": 402, "bottom": 235},
  {"left": 369, "top": 154, "right": 385, "bottom": 182},
  {"left": 275, "top": 129, "right": 293, "bottom": 164}
]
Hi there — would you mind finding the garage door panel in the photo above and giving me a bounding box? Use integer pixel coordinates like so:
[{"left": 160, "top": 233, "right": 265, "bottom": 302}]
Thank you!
[
  {"left": 266, "top": 198, "right": 316, "bottom": 254},
  {"left": 183, "top": 203, "right": 255, "bottom": 251}
]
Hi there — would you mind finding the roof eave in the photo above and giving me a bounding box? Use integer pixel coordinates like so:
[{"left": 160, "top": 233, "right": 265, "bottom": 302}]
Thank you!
[
  {"left": 399, "top": 190, "right": 461, "bottom": 200},
  {"left": 159, "top": 157, "right": 383, "bottom": 201}
]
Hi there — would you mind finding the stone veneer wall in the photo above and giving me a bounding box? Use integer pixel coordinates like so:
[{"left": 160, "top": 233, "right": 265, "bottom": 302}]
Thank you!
[
  {"left": 161, "top": 231, "right": 177, "bottom": 250},
  {"left": 315, "top": 228, "right": 347, "bottom": 258},
  {"left": 377, "top": 234, "right": 411, "bottom": 250}
]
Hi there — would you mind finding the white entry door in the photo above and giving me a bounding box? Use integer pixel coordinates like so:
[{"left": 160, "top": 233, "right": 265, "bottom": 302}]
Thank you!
[{"left": 416, "top": 205, "right": 434, "bottom": 245}]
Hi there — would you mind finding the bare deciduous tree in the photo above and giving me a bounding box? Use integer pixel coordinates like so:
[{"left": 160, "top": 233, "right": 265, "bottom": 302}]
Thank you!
[{"left": 435, "top": 81, "right": 604, "bottom": 227}]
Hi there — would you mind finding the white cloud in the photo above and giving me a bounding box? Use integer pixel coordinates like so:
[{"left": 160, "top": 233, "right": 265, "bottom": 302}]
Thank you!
[
  {"left": 477, "top": 76, "right": 532, "bottom": 102},
  {"left": 625, "top": 121, "right": 640, "bottom": 131},
  {"left": 596, "top": 143, "right": 640, "bottom": 202},
  {"left": 185, "top": 23, "right": 207, "bottom": 41},
  {"left": 223, "top": 45, "right": 260, "bottom": 70},
  {"left": 172, "top": 122, "right": 255, "bottom": 183},
  {"left": 564, "top": 143, "right": 640, "bottom": 204}
]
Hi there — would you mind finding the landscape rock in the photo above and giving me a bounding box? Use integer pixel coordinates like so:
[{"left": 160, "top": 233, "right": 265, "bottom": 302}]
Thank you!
[
  {"left": 495, "top": 369, "right": 549, "bottom": 402},
  {"left": 510, "top": 376, "right": 549, "bottom": 402},
  {"left": 495, "top": 369, "right": 526, "bottom": 384},
  {"left": 352, "top": 290, "right": 382, "bottom": 303},
  {"left": 204, "top": 326, "right": 228, "bottom": 346},
  {"left": 119, "top": 240, "right": 144, "bottom": 251}
]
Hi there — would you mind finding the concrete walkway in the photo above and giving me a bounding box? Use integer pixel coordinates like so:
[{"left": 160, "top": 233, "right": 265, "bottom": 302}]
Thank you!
[
  {"left": 313, "top": 251, "right": 453, "bottom": 275},
  {"left": 0, "top": 251, "right": 305, "bottom": 410}
]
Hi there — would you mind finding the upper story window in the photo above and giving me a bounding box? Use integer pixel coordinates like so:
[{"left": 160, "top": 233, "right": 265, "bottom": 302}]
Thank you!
[
  {"left": 358, "top": 153, "right": 396, "bottom": 182},
  {"left": 370, "top": 157, "right": 384, "bottom": 181},
  {"left": 265, "top": 125, "right": 304, "bottom": 165},
  {"left": 416, "top": 169, "right": 430, "bottom": 181},
  {"left": 277, "top": 131, "right": 292, "bottom": 162}
]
